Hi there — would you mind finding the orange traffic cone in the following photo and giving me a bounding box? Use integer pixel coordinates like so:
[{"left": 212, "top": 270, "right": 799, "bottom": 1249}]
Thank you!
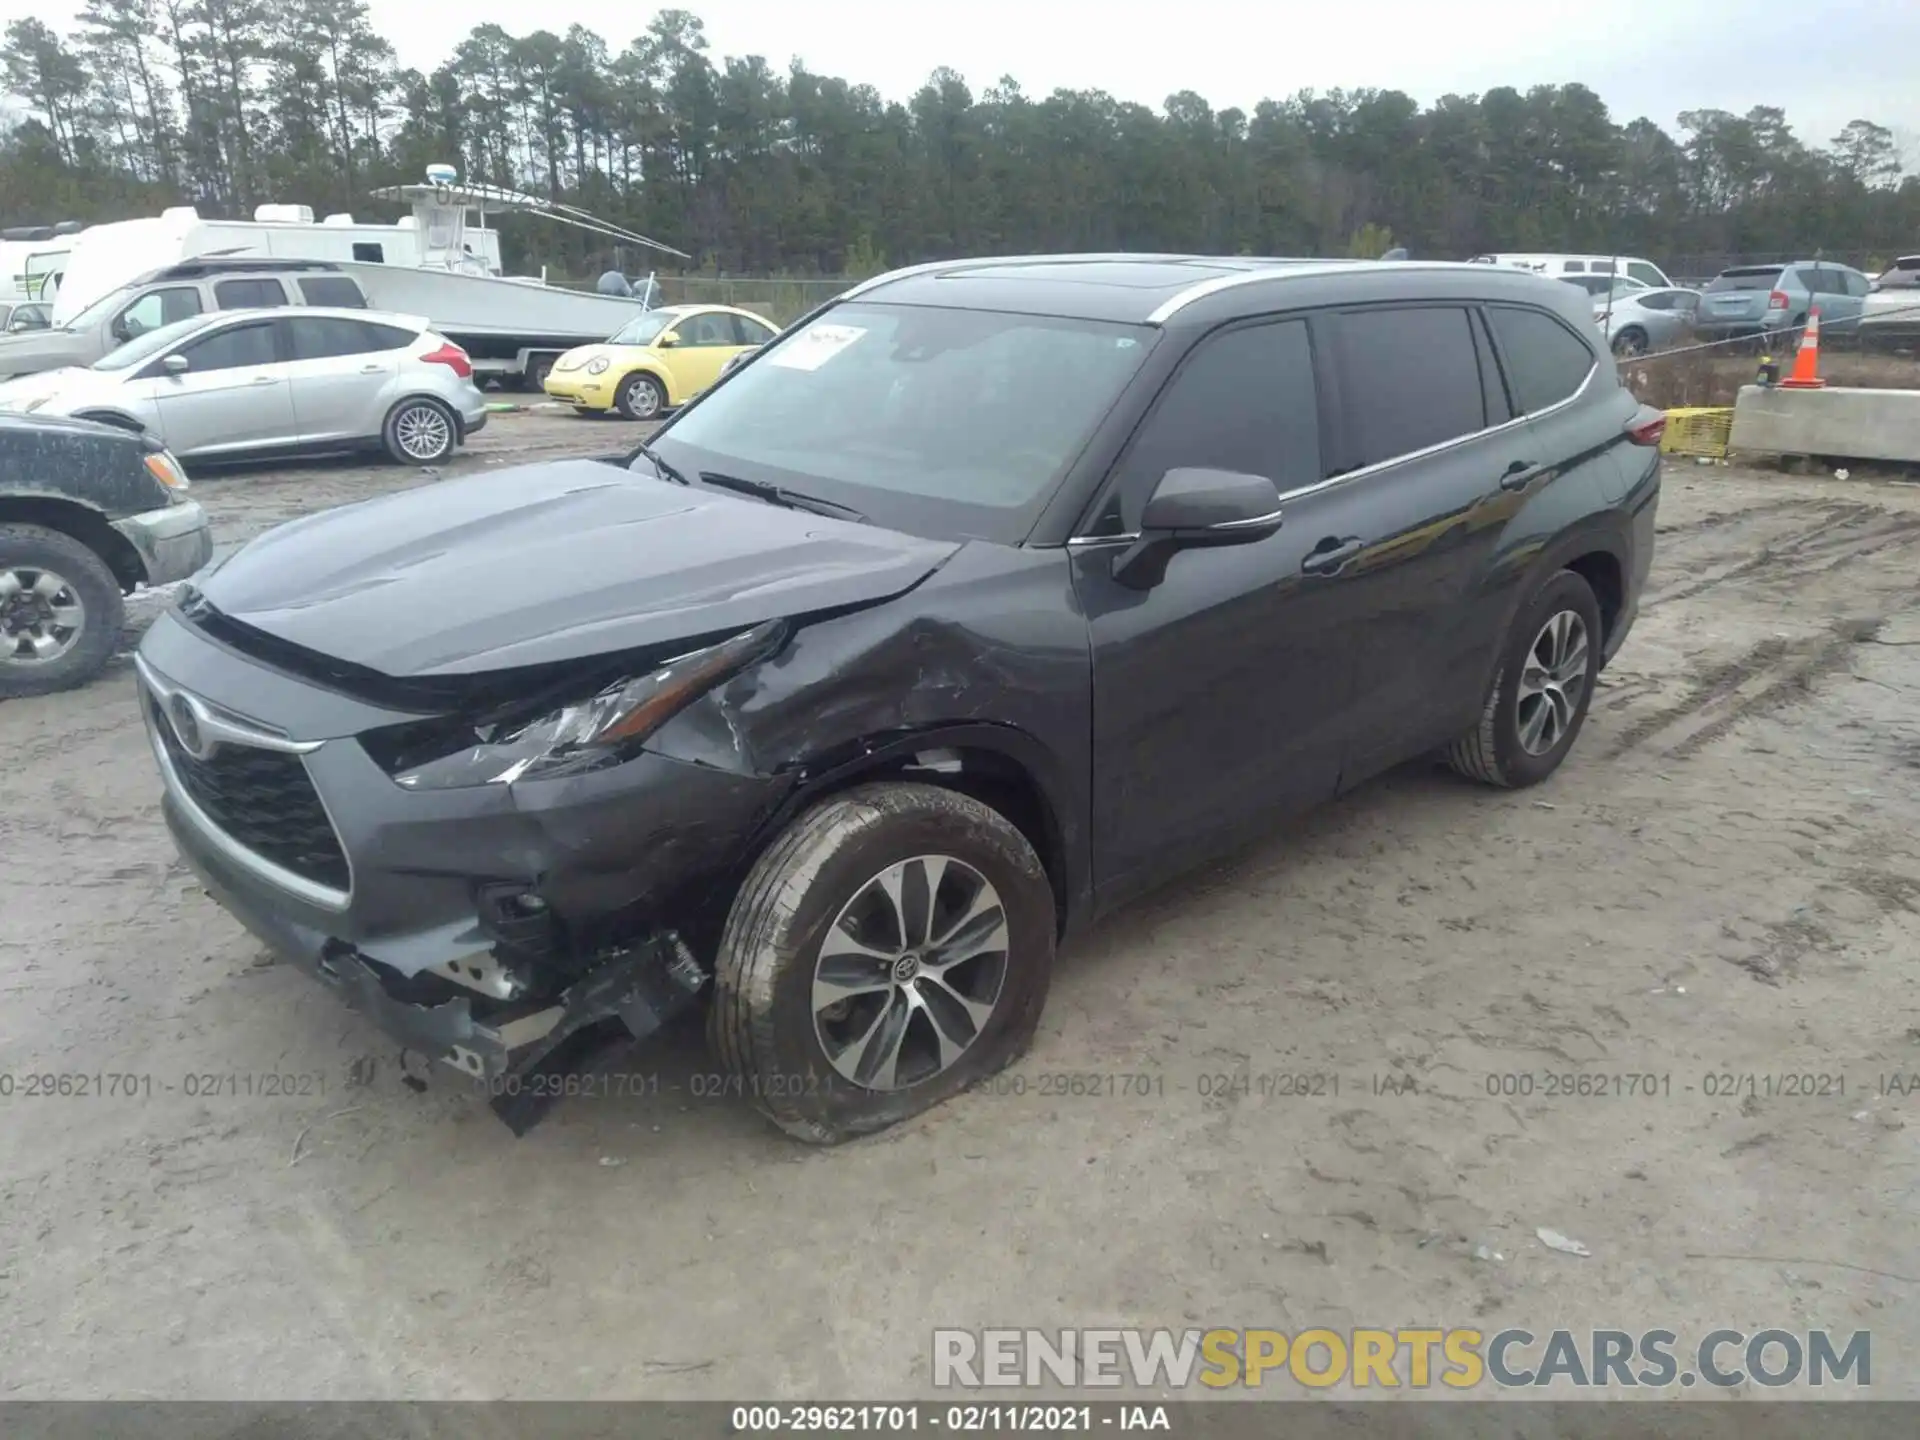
[{"left": 1779, "top": 308, "right": 1827, "bottom": 389}]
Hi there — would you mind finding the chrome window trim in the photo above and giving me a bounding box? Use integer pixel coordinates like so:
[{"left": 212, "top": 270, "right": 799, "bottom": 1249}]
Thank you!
[
  {"left": 135, "top": 655, "right": 352, "bottom": 912},
  {"left": 1064, "top": 312, "right": 1598, "bottom": 543}
]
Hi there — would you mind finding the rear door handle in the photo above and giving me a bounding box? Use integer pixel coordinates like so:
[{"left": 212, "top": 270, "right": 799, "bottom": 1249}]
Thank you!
[
  {"left": 1301, "top": 538, "right": 1364, "bottom": 575},
  {"left": 250, "top": 375, "right": 277, "bottom": 386},
  {"left": 1500, "top": 460, "right": 1544, "bottom": 492},
  {"left": 359, "top": 364, "right": 384, "bottom": 373}
]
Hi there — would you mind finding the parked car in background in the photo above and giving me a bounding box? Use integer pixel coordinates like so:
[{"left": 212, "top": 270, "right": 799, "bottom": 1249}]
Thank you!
[
  {"left": 0, "top": 307, "right": 486, "bottom": 466},
  {"left": 134, "top": 254, "right": 1660, "bottom": 1141},
  {"left": 1596, "top": 287, "right": 1700, "bottom": 356},
  {"left": 543, "top": 303, "right": 779, "bottom": 419},
  {"left": 1471, "top": 253, "right": 1675, "bottom": 289},
  {"left": 1, "top": 411, "right": 210, "bottom": 696},
  {"left": 1563, "top": 275, "right": 1651, "bottom": 305},
  {"left": 1, "top": 301, "right": 51, "bottom": 334},
  {"left": 0, "top": 258, "right": 368, "bottom": 382},
  {"left": 1692, "top": 261, "right": 1871, "bottom": 342},
  {"left": 1871, "top": 256, "right": 1920, "bottom": 291}
]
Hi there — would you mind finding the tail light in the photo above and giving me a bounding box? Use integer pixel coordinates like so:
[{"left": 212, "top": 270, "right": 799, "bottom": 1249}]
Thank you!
[
  {"left": 1766, "top": 290, "right": 1789, "bottom": 311},
  {"left": 1625, "top": 407, "right": 1667, "bottom": 447},
  {"left": 420, "top": 342, "right": 472, "bottom": 379}
]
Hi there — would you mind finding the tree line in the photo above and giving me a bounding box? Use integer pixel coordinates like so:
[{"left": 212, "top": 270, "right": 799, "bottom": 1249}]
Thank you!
[{"left": 3, "top": 2, "right": 1918, "bottom": 280}]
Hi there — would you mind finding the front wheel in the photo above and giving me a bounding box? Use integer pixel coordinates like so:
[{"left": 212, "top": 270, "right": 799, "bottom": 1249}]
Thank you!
[
  {"left": 0, "top": 524, "right": 125, "bottom": 698},
  {"left": 1444, "top": 569, "right": 1602, "bottom": 788},
  {"left": 615, "top": 372, "right": 666, "bottom": 421},
  {"left": 382, "top": 396, "right": 458, "bottom": 465},
  {"left": 710, "top": 782, "right": 1056, "bottom": 1144}
]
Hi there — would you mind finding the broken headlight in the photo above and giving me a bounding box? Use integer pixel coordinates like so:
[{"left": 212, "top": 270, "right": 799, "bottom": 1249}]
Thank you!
[{"left": 383, "top": 621, "right": 786, "bottom": 791}]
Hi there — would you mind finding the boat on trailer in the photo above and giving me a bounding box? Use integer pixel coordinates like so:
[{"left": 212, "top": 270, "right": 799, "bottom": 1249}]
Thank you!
[{"left": 46, "top": 169, "right": 689, "bottom": 386}]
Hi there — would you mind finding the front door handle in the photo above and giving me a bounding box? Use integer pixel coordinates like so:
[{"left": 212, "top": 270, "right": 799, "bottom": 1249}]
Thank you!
[
  {"left": 359, "top": 364, "right": 384, "bottom": 373},
  {"left": 1301, "top": 537, "right": 1364, "bottom": 575},
  {"left": 1500, "top": 460, "right": 1543, "bottom": 492},
  {"left": 250, "top": 375, "right": 277, "bottom": 386}
]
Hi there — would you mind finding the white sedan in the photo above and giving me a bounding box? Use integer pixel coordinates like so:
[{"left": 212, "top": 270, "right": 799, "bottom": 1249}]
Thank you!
[{"left": 0, "top": 307, "right": 489, "bottom": 466}]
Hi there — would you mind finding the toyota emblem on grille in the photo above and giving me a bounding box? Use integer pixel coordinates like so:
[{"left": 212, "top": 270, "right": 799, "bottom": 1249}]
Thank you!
[{"left": 167, "top": 691, "right": 216, "bottom": 759}]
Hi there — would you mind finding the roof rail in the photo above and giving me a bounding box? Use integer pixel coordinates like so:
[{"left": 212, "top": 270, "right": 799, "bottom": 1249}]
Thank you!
[
  {"left": 839, "top": 252, "right": 1229, "bottom": 302},
  {"left": 150, "top": 257, "right": 346, "bottom": 281}
]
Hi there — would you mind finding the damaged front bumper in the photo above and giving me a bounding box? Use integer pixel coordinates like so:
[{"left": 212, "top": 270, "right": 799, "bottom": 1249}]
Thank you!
[{"left": 136, "top": 611, "right": 793, "bottom": 1130}]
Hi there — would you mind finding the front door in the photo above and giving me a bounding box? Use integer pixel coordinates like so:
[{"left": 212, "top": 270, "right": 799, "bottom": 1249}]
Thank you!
[
  {"left": 1070, "top": 315, "right": 1367, "bottom": 904},
  {"left": 148, "top": 318, "right": 298, "bottom": 456},
  {"left": 660, "top": 310, "right": 741, "bottom": 400}
]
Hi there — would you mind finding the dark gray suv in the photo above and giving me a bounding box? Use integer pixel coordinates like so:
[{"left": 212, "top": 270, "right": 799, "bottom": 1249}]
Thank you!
[{"left": 135, "top": 255, "right": 1662, "bottom": 1142}]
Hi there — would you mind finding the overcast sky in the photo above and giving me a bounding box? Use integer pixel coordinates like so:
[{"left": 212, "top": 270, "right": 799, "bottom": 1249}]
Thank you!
[{"left": 5, "top": 0, "right": 1917, "bottom": 157}]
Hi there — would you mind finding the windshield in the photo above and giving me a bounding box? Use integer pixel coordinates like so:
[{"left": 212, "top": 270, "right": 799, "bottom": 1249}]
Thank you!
[
  {"left": 94, "top": 313, "right": 219, "bottom": 371},
  {"left": 60, "top": 284, "right": 139, "bottom": 331},
  {"left": 1707, "top": 268, "right": 1783, "bottom": 292},
  {"left": 646, "top": 303, "right": 1156, "bottom": 544},
  {"left": 609, "top": 311, "right": 680, "bottom": 346}
]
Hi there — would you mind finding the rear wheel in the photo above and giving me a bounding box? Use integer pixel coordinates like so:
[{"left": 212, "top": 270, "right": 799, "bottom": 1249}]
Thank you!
[
  {"left": 1611, "top": 327, "right": 1648, "bottom": 358},
  {"left": 1444, "top": 569, "right": 1602, "bottom": 789},
  {"left": 382, "top": 396, "right": 457, "bottom": 465},
  {"left": 710, "top": 782, "right": 1056, "bottom": 1144},
  {"left": 524, "top": 355, "right": 555, "bottom": 391},
  {"left": 0, "top": 524, "right": 125, "bottom": 698},
  {"left": 615, "top": 373, "right": 666, "bottom": 421}
]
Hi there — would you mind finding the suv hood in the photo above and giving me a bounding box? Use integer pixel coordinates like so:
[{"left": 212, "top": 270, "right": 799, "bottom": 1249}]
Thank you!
[{"left": 196, "top": 459, "right": 962, "bottom": 676}]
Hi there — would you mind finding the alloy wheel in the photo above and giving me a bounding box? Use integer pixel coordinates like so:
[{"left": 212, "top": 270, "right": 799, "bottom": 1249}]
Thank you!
[
  {"left": 1515, "top": 609, "right": 1590, "bottom": 756},
  {"left": 0, "top": 566, "right": 86, "bottom": 666},
  {"left": 811, "top": 854, "right": 1010, "bottom": 1091},
  {"left": 395, "top": 403, "right": 451, "bottom": 461}
]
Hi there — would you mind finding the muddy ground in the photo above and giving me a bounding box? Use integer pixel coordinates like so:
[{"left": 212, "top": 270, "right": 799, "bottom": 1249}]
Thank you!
[{"left": 1, "top": 411, "right": 1917, "bottom": 1400}]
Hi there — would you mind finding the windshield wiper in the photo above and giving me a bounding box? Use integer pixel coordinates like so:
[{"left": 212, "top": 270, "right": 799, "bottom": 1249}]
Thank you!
[
  {"left": 697, "top": 471, "right": 868, "bottom": 523},
  {"left": 635, "top": 443, "right": 690, "bottom": 485}
]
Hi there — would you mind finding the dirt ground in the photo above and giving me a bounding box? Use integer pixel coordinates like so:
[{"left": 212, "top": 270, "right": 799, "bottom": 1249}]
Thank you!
[{"left": 1, "top": 411, "right": 1917, "bottom": 1401}]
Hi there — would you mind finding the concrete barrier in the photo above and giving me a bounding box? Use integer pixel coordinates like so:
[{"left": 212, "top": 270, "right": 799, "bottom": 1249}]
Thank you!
[{"left": 1729, "top": 384, "right": 1920, "bottom": 463}]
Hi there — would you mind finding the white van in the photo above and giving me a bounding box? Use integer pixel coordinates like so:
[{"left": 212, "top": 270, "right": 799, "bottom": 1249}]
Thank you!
[{"left": 1469, "top": 253, "right": 1674, "bottom": 289}]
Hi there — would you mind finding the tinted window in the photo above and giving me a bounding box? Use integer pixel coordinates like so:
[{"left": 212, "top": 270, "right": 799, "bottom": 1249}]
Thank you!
[
  {"left": 731, "top": 315, "right": 777, "bottom": 346},
  {"left": 362, "top": 322, "right": 418, "bottom": 350},
  {"left": 214, "top": 278, "right": 286, "bottom": 310},
  {"left": 1561, "top": 261, "right": 1587, "bottom": 273},
  {"left": 1103, "top": 320, "right": 1320, "bottom": 532},
  {"left": 1636, "top": 291, "right": 1675, "bottom": 311},
  {"left": 1589, "top": 259, "right": 1617, "bottom": 273},
  {"left": 178, "top": 321, "right": 278, "bottom": 373},
  {"left": 118, "top": 286, "right": 202, "bottom": 336},
  {"left": 299, "top": 275, "right": 366, "bottom": 307},
  {"left": 1334, "top": 307, "right": 1486, "bottom": 467},
  {"left": 1707, "top": 267, "right": 1783, "bottom": 292},
  {"left": 286, "top": 316, "right": 380, "bottom": 360},
  {"left": 351, "top": 242, "right": 385, "bottom": 263},
  {"left": 1626, "top": 262, "right": 1666, "bottom": 287},
  {"left": 1486, "top": 306, "right": 1597, "bottom": 415},
  {"left": 1470, "top": 310, "right": 1514, "bottom": 424}
]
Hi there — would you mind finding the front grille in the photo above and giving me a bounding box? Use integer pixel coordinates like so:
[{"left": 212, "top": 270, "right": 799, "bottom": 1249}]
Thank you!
[{"left": 150, "top": 697, "right": 350, "bottom": 892}]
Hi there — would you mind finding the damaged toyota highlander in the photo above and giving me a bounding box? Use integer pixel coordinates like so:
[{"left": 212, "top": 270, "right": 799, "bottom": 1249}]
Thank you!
[{"left": 135, "top": 255, "right": 1661, "bottom": 1140}]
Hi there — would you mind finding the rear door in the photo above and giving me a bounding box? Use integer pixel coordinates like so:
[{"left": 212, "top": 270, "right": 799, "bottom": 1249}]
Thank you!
[
  {"left": 147, "top": 318, "right": 297, "bottom": 454},
  {"left": 282, "top": 315, "right": 403, "bottom": 443},
  {"left": 1316, "top": 303, "right": 1541, "bottom": 779}
]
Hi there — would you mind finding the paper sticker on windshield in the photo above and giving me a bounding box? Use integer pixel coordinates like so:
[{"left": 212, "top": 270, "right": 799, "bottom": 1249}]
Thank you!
[{"left": 767, "top": 323, "right": 866, "bottom": 371}]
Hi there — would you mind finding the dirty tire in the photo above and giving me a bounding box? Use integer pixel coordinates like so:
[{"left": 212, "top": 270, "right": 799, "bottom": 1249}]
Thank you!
[
  {"left": 615, "top": 373, "right": 666, "bottom": 421},
  {"left": 525, "top": 355, "right": 555, "bottom": 391},
  {"left": 381, "top": 396, "right": 457, "bottom": 465},
  {"left": 1611, "top": 327, "right": 1648, "bottom": 358},
  {"left": 0, "top": 524, "right": 125, "bottom": 698},
  {"left": 1445, "top": 568, "right": 1602, "bottom": 789},
  {"left": 710, "top": 781, "right": 1055, "bottom": 1144}
]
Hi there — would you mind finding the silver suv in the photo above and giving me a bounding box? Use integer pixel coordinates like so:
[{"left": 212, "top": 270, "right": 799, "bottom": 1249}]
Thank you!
[
  {"left": 1692, "top": 261, "right": 1871, "bottom": 341},
  {"left": 0, "top": 260, "right": 368, "bottom": 381}
]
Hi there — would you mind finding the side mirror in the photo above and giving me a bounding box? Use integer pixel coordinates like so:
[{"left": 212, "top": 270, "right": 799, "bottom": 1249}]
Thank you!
[
  {"left": 657, "top": 331, "right": 680, "bottom": 348},
  {"left": 1112, "top": 467, "right": 1284, "bottom": 590},
  {"left": 111, "top": 319, "right": 132, "bottom": 342},
  {"left": 163, "top": 354, "right": 190, "bottom": 374}
]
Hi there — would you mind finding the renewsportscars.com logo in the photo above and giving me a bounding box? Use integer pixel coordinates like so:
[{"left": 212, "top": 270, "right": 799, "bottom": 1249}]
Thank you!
[{"left": 932, "top": 1328, "right": 1871, "bottom": 1391}]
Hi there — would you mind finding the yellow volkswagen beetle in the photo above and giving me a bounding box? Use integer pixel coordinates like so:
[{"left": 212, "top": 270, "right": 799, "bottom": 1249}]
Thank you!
[{"left": 544, "top": 303, "right": 780, "bottom": 420}]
